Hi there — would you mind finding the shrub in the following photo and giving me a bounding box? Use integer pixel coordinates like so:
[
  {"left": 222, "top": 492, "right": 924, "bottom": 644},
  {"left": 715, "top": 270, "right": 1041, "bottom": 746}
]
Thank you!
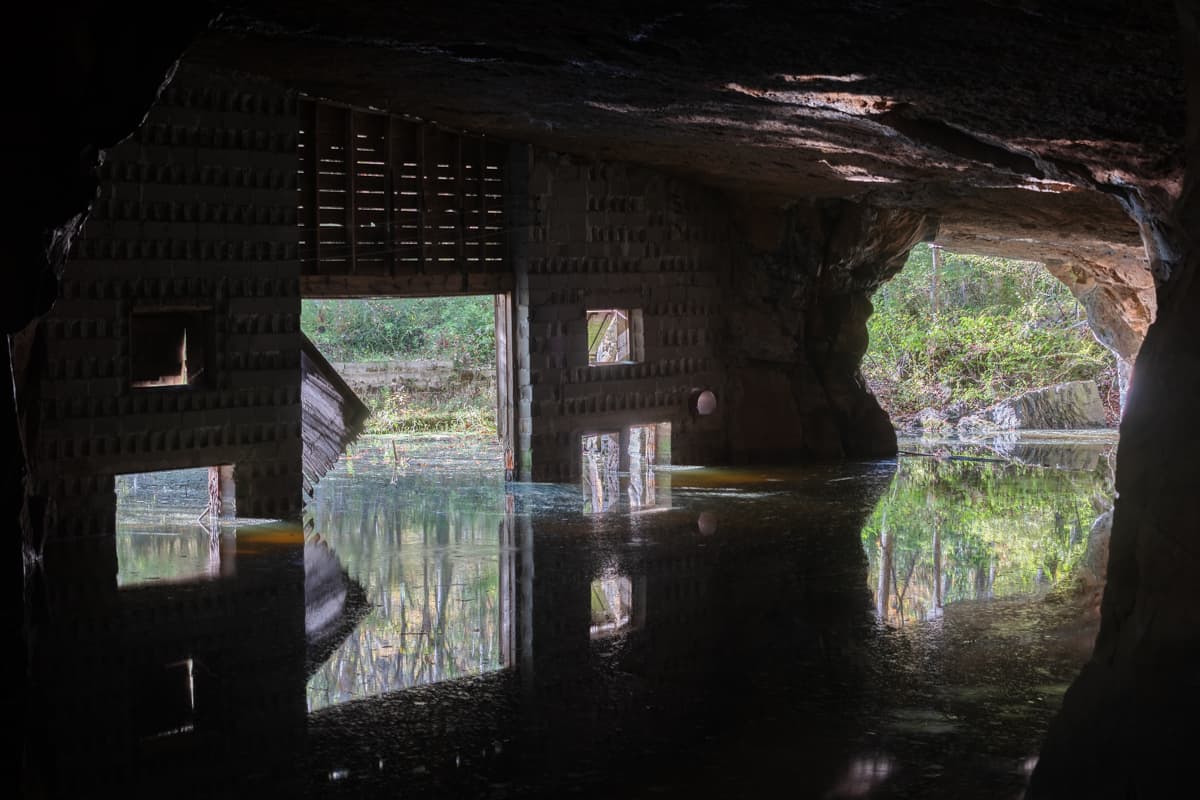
[{"left": 863, "top": 245, "right": 1117, "bottom": 422}]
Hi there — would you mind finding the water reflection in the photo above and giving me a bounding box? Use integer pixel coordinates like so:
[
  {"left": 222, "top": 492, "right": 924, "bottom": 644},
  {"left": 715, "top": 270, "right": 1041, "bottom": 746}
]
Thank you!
[
  {"left": 865, "top": 434, "right": 1116, "bottom": 625},
  {"left": 303, "top": 435, "right": 512, "bottom": 711},
  {"left": 26, "top": 432, "right": 1119, "bottom": 799},
  {"left": 581, "top": 432, "right": 620, "bottom": 513},
  {"left": 115, "top": 468, "right": 233, "bottom": 586},
  {"left": 582, "top": 427, "right": 669, "bottom": 514},
  {"left": 589, "top": 573, "right": 637, "bottom": 638}
]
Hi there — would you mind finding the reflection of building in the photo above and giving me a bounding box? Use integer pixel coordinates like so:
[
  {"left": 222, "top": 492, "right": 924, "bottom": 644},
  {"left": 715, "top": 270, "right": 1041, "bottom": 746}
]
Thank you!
[
  {"left": 582, "top": 424, "right": 671, "bottom": 514},
  {"left": 590, "top": 573, "right": 644, "bottom": 638},
  {"left": 26, "top": 531, "right": 308, "bottom": 797}
]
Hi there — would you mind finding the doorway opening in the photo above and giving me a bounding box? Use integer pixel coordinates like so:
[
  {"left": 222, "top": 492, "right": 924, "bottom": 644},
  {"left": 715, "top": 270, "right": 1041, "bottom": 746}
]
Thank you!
[{"left": 302, "top": 295, "right": 507, "bottom": 436}]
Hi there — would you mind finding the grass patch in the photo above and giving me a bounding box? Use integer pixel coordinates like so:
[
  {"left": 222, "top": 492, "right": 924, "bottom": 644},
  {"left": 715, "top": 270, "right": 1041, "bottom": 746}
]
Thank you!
[{"left": 362, "top": 386, "right": 497, "bottom": 435}]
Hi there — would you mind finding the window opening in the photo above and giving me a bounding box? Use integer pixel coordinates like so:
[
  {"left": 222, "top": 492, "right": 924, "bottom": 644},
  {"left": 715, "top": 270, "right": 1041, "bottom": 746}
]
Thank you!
[
  {"left": 130, "top": 310, "right": 210, "bottom": 388},
  {"left": 587, "top": 308, "right": 643, "bottom": 365}
]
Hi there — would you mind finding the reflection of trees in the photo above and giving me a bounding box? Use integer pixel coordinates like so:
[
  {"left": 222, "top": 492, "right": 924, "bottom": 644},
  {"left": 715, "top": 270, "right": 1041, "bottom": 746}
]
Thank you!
[
  {"left": 862, "top": 452, "right": 1109, "bottom": 625},
  {"left": 304, "top": 437, "right": 507, "bottom": 711}
]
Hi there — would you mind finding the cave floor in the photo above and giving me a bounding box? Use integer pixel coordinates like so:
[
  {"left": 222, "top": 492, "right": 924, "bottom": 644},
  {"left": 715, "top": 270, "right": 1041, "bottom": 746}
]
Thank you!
[{"left": 26, "top": 432, "right": 1114, "bottom": 799}]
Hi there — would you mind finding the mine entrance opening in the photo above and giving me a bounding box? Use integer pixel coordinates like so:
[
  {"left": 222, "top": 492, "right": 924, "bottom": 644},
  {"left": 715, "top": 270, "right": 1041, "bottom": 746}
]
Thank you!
[
  {"left": 114, "top": 466, "right": 234, "bottom": 586},
  {"left": 301, "top": 294, "right": 514, "bottom": 464},
  {"left": 860, "top": 244, "right": 1126, "bottom": 626},
  {"left": 863, "top": 243, "right": 1120, "bottom": 431}
]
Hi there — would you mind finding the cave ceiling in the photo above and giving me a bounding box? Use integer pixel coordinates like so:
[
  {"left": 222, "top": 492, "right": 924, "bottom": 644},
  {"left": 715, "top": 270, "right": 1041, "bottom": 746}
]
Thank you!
[{"left": 190, "top": 0, "right": 1186, "bottom": 269}]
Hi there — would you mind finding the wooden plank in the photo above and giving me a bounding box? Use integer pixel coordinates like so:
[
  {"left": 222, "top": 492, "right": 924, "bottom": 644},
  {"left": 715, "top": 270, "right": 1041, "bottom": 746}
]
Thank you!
[
  {"left": 386, "top": 113, "right": 396, "bottom": 275},
  {"left": 302, "top": 272, "right": 514, "bottom": 298},
  {"left": 313, "top": 102, "right": 325, "bottom": 274},
  {"left": 346, "top": 109, "right": 357, "bottom": 274},
  {"left": 301, "top": 99, "right": 319, "bottom": 273},
  {"left": 457, "top": 135, "right": 467, "bottom": 290},
  {"left": 477, "top": 139, "right": 489, "bottom": 267},
  {"left": 299, "top": 99, "right": 511, "bottom": 282},
  {"left": 418, "top": 124, "right": 428, "bottom": 273}
]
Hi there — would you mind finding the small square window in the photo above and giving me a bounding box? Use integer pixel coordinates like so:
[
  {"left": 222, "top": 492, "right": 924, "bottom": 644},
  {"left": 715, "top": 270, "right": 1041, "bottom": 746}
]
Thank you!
[
  {"left": 587, "top": 309, "right": 643, "bottom": 366},
  {"left": 130, "top": 310, "right": 211, "bottom": 389}
]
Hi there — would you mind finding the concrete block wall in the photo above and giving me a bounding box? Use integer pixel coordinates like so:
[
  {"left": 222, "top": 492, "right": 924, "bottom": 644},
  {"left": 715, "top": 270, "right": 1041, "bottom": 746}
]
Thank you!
[
  {"left": 516, "top": 149, "right": 734, "bottom": 481},
  {"left": 30, "top": 64, "right": 302, "bottom": 537}
]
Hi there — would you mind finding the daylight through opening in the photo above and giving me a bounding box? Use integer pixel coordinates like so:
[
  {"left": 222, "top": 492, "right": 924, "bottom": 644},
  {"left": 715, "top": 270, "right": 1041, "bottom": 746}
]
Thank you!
[
  {"left": 860, "top": 242, "right": 1125, "bottom": 625},
  {"left": 115, "top": 467, "right": 233, "bottom": 587},
  {"left": 863, "top": 243, "right": 1120, "bottom": 432},
  {"left": 302, "top": 295, "right": 503, "bottom": 438}
]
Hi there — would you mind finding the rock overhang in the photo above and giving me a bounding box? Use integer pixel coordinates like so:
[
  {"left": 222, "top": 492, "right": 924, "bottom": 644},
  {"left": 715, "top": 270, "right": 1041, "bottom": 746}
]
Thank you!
[
  {"left": 192, "top": 1, "right": 1183, "bottom": 252},
  {"left": 179, "top": 0, "right": 1183, "bottom": 368}
]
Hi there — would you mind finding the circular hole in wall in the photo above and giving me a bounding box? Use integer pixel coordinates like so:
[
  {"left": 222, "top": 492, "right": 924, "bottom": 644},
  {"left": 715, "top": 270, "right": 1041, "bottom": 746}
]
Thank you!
[{"left": 690, "top": 389, "right": 717, "bottom": 416}]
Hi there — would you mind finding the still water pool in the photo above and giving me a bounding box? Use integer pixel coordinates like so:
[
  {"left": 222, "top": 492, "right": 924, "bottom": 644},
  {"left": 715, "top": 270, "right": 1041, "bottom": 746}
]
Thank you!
[{"left": 31, "top": 430, "right": 1116, "bottom": 798}]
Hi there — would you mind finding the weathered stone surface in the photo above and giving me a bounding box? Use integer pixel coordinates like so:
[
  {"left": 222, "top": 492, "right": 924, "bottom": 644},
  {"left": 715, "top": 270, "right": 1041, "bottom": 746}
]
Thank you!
[
  {"left": 1030, "top": 21, "right": 1199, "bottom": 792},
  {"left": 958, "top": 381, "right": 1106, "bottom": 431},
  {"left": 725, "top": 200, "right": 931, "bottom": 461}
]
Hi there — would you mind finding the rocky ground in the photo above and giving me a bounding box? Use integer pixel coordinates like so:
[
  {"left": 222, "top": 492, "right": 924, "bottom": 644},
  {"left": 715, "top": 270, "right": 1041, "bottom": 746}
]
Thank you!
[{"left": 895, "top": 379, "right": 1115, "bottom": 435}]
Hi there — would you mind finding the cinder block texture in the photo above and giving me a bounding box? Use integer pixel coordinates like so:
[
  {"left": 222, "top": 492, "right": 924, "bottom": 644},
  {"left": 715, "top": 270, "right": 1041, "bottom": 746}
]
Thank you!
[
  {"left": 29, "top": 64, "right": 303, "bottom": 536},
  {"left": 516, "top": 152, "right": 732, "bottom": 481}
]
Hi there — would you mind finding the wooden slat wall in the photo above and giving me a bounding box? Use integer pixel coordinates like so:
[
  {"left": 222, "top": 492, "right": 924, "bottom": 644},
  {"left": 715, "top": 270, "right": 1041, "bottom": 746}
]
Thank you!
[
  {"left": 300, "top": 334, "right": 369, "bottom": 494},
  {"left": 298, "top": 99, "right": 509, "bottom": 288}
]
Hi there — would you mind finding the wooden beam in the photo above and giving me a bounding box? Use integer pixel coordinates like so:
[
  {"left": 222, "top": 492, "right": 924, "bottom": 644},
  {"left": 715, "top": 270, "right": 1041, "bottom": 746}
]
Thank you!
[
  {"left": 309, "top": 101, "right": 321, "bottom": 273},
  {"left": 417, "top": 124, "right": 427, "bottom": 274},
  {"left": 457, "top": 135, "right": 467, "bottom": 292},
  {"left": 345, "top": 109, "right": 357, "bottom": 274},
  {"left": 478, "top": 138, "right": 488, "bottom": 270},
  {"left": 385, "top": 113, "right": 396, "bottom": 276},
  {"left": 301, "top": 272, "right": 514, "bottom": 298}
]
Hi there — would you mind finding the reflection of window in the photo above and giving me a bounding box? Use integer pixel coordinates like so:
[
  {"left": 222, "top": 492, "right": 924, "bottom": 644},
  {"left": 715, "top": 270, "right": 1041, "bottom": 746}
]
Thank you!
[
  {"left": 582, "top": 432, "right": 620, "bottom": 514},
  {"left": 135, "top": 658, "right": 195, "bottom": 739},
  {"left": 587, "top": 308, "right": 643, "bottom": 365},
  {"left": 130, "top": 310, "right": 210, "bottom": 388},
  {"left": 590, "top": 574, "right": 633, "bottom": 638},
  {"left": 627, "top": 424, "right": 657, "bottom": 509},
  {"left": 115, "top": 467, "right": 231, "bottom": 587}
]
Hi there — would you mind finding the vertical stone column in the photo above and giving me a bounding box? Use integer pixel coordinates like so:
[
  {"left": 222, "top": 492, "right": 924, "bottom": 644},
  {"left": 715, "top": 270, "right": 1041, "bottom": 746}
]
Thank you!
[{"left": 508, "top": 144, "right": 534, "bottom": 481}]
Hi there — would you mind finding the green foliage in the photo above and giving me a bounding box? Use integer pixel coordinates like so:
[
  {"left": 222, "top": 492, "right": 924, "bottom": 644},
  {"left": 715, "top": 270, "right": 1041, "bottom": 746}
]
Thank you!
[
  {"left": 362, "top": 386, "right": 497, "bottom": 436},
  {"left": 863, "top": 244, "right": 1117, "bottom": 420},
  {"left": 302, "top": 296, "right": 496, "bottom": 367},
  {"left": 861, "top": 453, "right": 1108, "bottom": 623}
]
